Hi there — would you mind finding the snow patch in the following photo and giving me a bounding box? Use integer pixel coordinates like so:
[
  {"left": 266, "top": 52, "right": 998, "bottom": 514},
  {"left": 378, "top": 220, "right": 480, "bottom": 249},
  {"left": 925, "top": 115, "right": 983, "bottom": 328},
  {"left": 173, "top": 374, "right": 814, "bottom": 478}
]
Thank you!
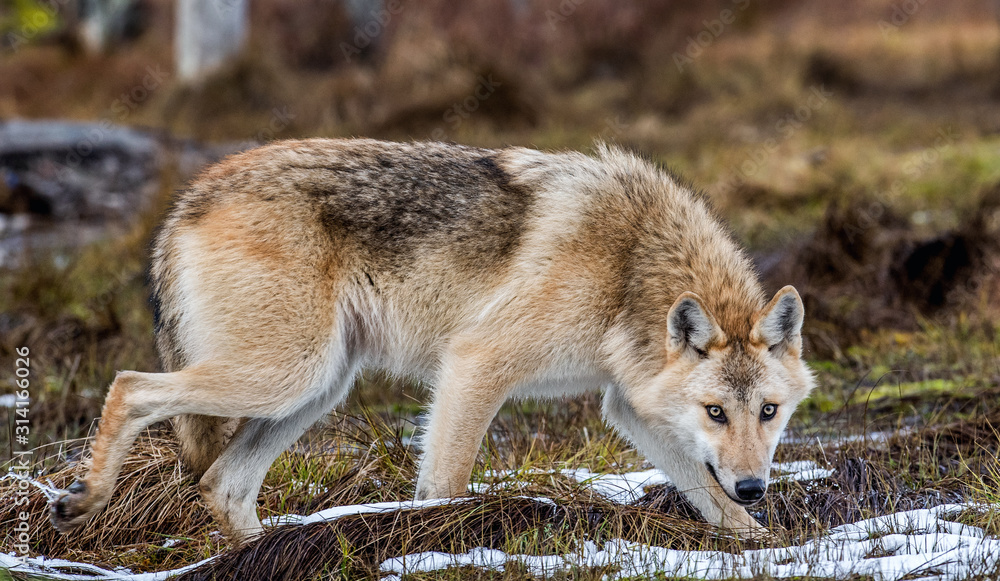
[
  {"left": 262, "top": 497, "right": 467, "bottom": 527},
  {"left": 13, "top": 465, "right": 991, "bottom": 581},
  {"left": 4, "top": 503, "right": 996, "bottom": 580},
  {"left": 773, "top": 460, "right": 836, "bottom": 482},
  {"left": 470, "top": 462, "right": 833, "bottom": 503},
  {"left": 380, "top": 504, "right": 1000, "bottom": 581},
  {"left": 1, "top": 471, "right": 63, "bottom": 501},
  {"left": 560, "top": 468, "right": 669, "bottom": 504},
  {"left": 0, "top": 552, "right": 215, "bottom": 580},
  {"left": 471, "top": 467, "right": 670, "bottom": 504}
]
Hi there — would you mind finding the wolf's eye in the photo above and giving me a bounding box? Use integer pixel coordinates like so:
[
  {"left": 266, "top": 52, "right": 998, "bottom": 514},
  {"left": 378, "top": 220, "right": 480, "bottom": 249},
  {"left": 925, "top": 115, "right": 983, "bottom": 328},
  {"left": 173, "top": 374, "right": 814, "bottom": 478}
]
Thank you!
[
  {"left": 706, "top": 405, "right": 726, "bottom": 423},
  {"left": 761, "top": 403, "right": 778, "bottom": 421}
]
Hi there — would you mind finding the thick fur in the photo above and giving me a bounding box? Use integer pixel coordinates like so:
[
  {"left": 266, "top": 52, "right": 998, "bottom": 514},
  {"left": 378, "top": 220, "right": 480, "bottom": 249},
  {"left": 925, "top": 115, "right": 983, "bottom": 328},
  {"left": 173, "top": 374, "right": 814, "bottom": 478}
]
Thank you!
[{"left": 49, "top": 139, "right": 815, "bottom": 542}]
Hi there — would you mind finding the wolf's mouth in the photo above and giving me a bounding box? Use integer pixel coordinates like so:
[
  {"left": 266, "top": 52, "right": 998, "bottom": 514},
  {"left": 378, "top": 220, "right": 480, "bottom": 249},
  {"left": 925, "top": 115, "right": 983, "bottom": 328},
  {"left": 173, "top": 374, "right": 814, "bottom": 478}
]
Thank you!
[{"left": 704, "top": 462, "right": 760, "bottom": 506}]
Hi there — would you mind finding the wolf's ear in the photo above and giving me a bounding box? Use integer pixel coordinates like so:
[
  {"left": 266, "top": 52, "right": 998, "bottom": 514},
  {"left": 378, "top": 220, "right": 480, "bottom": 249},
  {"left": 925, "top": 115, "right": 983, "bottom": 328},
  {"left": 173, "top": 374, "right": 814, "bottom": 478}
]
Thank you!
[
  {"left": 667, "top": 292, "right": 722, "bottom": 356},
  {"left": 753, "top": 285, "right": 804, "bottom": 356}
]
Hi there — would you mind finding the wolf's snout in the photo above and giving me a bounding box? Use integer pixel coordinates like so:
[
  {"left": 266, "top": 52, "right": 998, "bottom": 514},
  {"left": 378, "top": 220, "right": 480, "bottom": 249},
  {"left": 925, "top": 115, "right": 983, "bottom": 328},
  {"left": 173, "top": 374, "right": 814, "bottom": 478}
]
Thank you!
[{"left": 734, "top": 478, "right": 766, "bottom": 503}]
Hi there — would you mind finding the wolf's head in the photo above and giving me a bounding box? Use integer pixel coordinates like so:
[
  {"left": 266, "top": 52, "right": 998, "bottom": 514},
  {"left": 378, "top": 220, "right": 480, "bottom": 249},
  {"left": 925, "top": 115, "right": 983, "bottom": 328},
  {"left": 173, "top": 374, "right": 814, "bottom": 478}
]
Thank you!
[{"left": 625, "top": 285, "right": 815, "bottom": 508}]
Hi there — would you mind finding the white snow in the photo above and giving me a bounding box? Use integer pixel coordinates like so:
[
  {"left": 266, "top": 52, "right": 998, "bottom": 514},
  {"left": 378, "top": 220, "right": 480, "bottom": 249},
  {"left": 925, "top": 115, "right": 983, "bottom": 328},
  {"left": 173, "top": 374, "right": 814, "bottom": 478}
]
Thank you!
[
  {"left": 380, "top": 504, "right": 1000, "bottom": 581},
  {"left": 470, "top": 461, "right": 834, "bottom": 503},
  {"left": 1, "top": 471, "right": 63, "bottom": 500},
  {"left": 262, "top": 497, "right": 469, "bottom": 527},
  {"left": 0, "top": 552, "right": 215, "bottom": 580},
  {"left": 470, "top": 467, "right": 670, "bottom": 503},
  {"left": 6, "top": 463, "right": 996, "bottom": 581},
  {"left": 773, "top": 460, "right": 836, "bottom": 482},
  {"left": 4, "top": 503, "right": 997, "bottom": 581},
  {"left": 560, "top": 468, "right": 669, "bottom": 503}
]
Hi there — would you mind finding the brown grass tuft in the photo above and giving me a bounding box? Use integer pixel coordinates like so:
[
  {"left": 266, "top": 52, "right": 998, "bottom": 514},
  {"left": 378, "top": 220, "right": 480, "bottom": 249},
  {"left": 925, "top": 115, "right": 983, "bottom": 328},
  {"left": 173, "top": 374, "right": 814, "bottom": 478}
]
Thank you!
[
  {"left": 1, "top": 433, "right": 210, "bottom": 566},
  {"left": 177, "top": 495, "right": 731, "bottom": 581},
  {"left": 762, "top": 184, "right": 1000, "bottom": 357}
]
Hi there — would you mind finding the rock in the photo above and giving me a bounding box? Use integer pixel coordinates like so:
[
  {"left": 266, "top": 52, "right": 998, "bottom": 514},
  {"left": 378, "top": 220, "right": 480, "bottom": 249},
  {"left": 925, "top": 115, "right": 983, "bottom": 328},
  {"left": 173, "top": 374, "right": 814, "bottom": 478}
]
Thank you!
[
  {"left": 0, "top": 119, "right": 163, "bottom": 222},
  {"left": 0, "top": 119, "right": 164, "bottom": 267}
]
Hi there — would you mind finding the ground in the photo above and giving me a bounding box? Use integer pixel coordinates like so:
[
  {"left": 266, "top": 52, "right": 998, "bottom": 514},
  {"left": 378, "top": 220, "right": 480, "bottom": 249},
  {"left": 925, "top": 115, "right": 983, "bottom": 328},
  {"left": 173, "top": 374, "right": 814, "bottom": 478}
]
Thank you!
[{"left": 1, "top": 1, "right": 1000, "bottom": 579}]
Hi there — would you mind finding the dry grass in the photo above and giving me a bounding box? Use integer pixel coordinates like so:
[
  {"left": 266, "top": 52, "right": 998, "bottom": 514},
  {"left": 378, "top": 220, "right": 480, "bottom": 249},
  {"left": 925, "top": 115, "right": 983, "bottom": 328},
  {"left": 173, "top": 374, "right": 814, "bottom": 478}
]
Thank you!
[
  {"left": 179, "top": 498, "right": 714, "bottom": 581},
  {"left": 3, "top": 401, "right": 999, "bottom": 578},
  {"left": 2, "top": 433, "right": 215, "bottom": 570},
  {"left": 3, "top": 1, "right": 1000, "bottom": 579},
  {"left": 761, "top": 184, "right": 1000, "bottom": 358}
]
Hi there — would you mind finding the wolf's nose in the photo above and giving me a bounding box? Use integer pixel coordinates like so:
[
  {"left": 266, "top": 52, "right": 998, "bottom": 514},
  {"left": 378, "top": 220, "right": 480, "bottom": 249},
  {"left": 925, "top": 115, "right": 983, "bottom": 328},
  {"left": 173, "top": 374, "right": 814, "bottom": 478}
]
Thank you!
[{"left": 735, "top": 478, "right": 766, "bottom": 502}]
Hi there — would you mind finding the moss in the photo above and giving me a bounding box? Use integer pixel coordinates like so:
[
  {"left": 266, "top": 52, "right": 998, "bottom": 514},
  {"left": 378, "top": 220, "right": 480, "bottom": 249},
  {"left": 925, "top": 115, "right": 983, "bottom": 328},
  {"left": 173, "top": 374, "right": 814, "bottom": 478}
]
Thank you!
[{"left": 848, "top": 378, "right": 960, "bottom": 406}]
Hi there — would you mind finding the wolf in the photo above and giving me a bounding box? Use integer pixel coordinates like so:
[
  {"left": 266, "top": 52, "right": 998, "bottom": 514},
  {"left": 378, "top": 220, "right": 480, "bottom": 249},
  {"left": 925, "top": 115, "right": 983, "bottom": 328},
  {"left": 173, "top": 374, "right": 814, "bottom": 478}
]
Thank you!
[{"left": 50, "top": 139, "right": 815, "bottom": 542}]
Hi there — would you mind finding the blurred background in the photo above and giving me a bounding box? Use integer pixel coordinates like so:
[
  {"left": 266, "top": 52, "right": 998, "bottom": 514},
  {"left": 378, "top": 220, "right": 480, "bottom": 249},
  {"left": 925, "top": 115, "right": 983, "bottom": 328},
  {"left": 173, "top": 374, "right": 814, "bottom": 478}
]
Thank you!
[{"left": 1, "top": 0, "right": 1000, "bottom": 453}]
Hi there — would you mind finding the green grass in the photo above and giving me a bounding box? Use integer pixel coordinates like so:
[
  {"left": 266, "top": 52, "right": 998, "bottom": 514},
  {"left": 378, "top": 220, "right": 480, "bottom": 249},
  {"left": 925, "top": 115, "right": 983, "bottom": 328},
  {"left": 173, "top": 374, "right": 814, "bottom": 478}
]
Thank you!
[{"left": 3, "top": 6, "right": 1000, "bottom": 579}]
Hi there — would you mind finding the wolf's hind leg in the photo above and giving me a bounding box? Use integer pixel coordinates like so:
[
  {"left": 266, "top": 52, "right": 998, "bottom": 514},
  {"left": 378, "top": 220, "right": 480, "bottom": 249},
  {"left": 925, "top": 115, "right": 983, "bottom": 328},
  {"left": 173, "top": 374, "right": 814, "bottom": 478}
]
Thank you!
[
  {"left": 173, "top": 415, "right": 243, "bottom": 477},
  {"left": 49, "top": 363, "right": 325, "bottom": 534},
  {"left": 198, "top": 372, "right": 357, "bottom": 543}
]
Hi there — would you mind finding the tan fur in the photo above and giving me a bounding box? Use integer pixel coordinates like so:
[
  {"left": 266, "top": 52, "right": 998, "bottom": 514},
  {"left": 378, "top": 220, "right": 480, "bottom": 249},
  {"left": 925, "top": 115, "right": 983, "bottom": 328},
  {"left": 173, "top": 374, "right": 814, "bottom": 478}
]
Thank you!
[{"left": 49, "top": 139, "right": 815, "bottom": 542}]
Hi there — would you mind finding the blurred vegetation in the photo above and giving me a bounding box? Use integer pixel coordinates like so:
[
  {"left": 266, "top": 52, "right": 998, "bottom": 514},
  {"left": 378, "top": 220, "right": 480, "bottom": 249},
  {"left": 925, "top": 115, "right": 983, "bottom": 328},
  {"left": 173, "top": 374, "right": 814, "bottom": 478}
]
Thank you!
[
  {"left": 1, "top": 0, "right": 999, "bottom": 576},
  {"left": 0, "top": 0, "right": 996, "bottom": 448},
  {"left": 0, "top": 0, "right": 61, "bottom": 39}
]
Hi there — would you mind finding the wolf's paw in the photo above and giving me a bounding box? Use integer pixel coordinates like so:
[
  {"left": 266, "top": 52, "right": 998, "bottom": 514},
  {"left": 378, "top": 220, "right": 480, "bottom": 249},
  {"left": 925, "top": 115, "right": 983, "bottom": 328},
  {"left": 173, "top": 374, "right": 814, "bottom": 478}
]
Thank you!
[
  {"left": 749, "top": 527, "right": 781, "bottom": 544},
  {"left": 740, "top": 521, "right": 784, "bottom": 545},
  {"left": 49, "top": 480, "right": 99, "bottom": 533}
]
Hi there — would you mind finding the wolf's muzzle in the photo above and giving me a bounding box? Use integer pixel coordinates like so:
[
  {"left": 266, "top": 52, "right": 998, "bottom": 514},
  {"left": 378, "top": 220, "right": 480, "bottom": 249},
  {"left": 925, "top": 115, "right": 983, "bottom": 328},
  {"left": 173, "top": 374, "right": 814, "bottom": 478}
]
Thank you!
[
  {"left": 734, "top": 478, "right": 766, "bottom": 503},
  {"left": 706, "top": 463, "right": 767, "bottom": 506}
]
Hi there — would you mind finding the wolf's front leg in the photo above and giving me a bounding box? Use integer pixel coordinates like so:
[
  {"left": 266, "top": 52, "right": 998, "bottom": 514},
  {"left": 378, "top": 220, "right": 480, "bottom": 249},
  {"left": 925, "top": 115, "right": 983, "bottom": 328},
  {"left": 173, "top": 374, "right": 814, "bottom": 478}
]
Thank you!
[{"left": 415, "top": 354, "right": 513, "bottom": 500}]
